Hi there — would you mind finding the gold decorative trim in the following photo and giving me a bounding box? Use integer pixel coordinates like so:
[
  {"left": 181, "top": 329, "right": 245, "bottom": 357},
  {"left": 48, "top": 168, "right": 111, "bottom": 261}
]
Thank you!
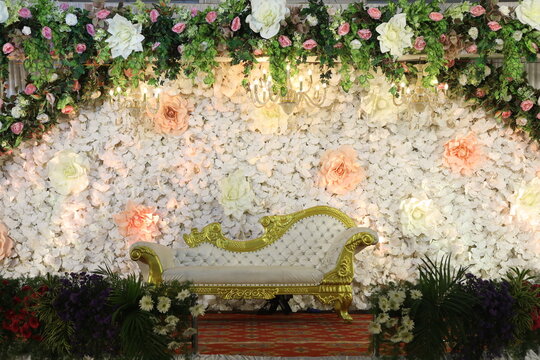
[
  {"left": 216, "top": 288, "right": 279, "bottom": 299},
  {"left": 183, "top": 206, "right": 356, "bottom": 252},
  {"left": 130, "top": 246, "right": 164, "bottom": 284}
]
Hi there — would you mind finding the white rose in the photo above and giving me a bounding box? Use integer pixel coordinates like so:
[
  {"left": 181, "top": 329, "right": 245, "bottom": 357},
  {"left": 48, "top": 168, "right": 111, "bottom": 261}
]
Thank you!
[
  {"left": 37, "top": 113, "right": 50, "bottom": 123},
  {"left": 219, "top": 169, "right": 256, "bottom": 219},
  {"left": 375, "top": 14, "right": 414, "bottom": 58},
  {"left": 65, "top": 13, "right": 77, "bottom": 26},
  {"left": 0, "top": 1, "right": 8, "bottom": 24},
  {"left": 458, "top": 74, "right": 468, "bottom": 85},
  {"left": 105, "top": 14, "right": 145, "bottom": 59},
  {"left": 306, "top": 15, "right": 318, "bottom": 26},
  {"left": 47, "top": 150, "right": 90, "bottom": 195},
  {"left": 22, "top": 26, "right": 31, "bottom": 35},
  {"left": 512, "top": 177, "right": 540, "bottom": 225},
  {"left": 400, "top": 197, "right": 442, "bottom": 237},
  {"left": 484, "top": 66, "right": 491, "bottom": 76},
  {"left": 515, "top": 0, "right": 540, "bottom": 31},
  {"left": 499, "top": 5, "right": 510, "bottom": 16},
  {"left": 350, "top": 39, "right": 362, "bottom": 49},
  {"left": 249, "top": 102, "right": 288, "bottom": 135},
  {"left": 468, "top": 27, "right": 478, "bottom": 40},
  {"left": 246, "top": 0, "right": 290, "bottom": 39},
  {"left": 513, "top": 30, "right": 523, "bottom": 41},
  {"left": 495, "top": 38, "right": 504, "bottom": 50},
  {"left": 11, "top": 106, "right": 22, "bottom": 118}
]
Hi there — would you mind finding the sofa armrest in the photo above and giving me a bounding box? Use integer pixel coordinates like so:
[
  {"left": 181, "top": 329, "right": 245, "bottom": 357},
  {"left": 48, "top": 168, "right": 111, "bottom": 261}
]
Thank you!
[{"left": 130, "top": 242, "right": 175, "bottom": 284}]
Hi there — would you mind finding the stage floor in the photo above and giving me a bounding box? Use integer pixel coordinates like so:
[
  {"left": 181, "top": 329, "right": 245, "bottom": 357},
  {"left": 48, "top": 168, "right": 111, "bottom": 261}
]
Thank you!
[{"left": 197, "top": 312, "right": 373, "bottom": 357}]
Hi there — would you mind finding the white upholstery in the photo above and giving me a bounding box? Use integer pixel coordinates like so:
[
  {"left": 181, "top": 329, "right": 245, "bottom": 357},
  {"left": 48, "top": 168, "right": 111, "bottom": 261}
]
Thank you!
[{"left": 163, "top": 266, "right": 324, "bottom": 285}]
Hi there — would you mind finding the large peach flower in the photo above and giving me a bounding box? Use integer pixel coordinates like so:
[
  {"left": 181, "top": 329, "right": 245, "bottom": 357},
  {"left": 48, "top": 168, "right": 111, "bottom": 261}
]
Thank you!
[
  {"left": 149, "top": 92, "right": 194, "bottom": 135},
  {"left": 318, "top": 145, "right": 364, "bottom": 195},
  {"left": 113, "top": 201, "right": 160, "bottom": 243},
  {"left": 443, "top": 132, "right": 484, "bottom": 175},
  {"left": 0, "top": 222, "right": 13, "bottom": 261}
]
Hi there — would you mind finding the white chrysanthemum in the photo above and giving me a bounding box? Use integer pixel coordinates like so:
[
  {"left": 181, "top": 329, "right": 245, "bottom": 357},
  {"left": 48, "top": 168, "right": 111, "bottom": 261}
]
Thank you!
[
  {"left": 139, "top": 295, "right": 153, "bottom": 311},
  {"left": 105, "top": 14, "right": 144, "bottom": 59},
  {"left": 368, "top": 321, "right": 382, "bottom": 334},
  {"left": 410, "top": 289, "right": 422, "bottom": 300},
  {"left": 515, "top": 0, "right": 540, "bottom": 31},
  {"left": 157, "top": 296, "right": 171, "bottom": 313},
  {"left": 246, "top": 0, "right": 289, "bottom": 39},
  {"left": 219, "top": 169, "right": 256, "bottom": 220},
  {"left": 360, "top": 68, "right": 399, "bottom": 124},
  {"left": 165, "top": 315, "right": 179, "bottom": 326},
  {"left": 378, "top": 296, "right": 391, "bottom": 312},
  {"left": 402, "top": 315, "right": 414, "bottom": 330},
  {"left": 400, "top": 197, "right": 442, "bottom": 237},
  {"left": 249, "top": 102, "right": 288, "bottom": 135},
  {"left": 375, "top": 14, "right": 414, "bottom": 57},
  {"left": 176, "top": 289, "right": 191, "bottom": 301},
  {"left": 0, "top": 1, "right": 8, "bottom": 24},
  {"left": 183, "top": 327, "right": 197, "bottom": 337},
  {"left": 47, "top": 150, "right": 90, "bottom": 195},
  {"left": 189, "top": 304, "right": 206, "bottom": 317},
  {"left": 512, "top": 177, "right": 540, "bottom": 226}
]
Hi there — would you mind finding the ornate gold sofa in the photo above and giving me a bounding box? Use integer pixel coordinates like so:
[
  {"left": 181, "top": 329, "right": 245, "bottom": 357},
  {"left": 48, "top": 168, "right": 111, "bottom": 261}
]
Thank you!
[{"left": 130, "top": 206, "right": 378, "bottom": 321}]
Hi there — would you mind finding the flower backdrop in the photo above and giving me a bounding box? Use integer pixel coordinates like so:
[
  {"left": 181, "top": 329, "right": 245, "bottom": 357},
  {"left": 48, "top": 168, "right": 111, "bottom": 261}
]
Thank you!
[{"left": 0, "top": 65, "right": 539, "bottom": 312}]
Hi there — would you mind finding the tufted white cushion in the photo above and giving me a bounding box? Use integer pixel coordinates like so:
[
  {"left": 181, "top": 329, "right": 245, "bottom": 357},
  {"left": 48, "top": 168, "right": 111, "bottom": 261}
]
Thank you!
[
  {"left": 174, "top": 215, "right": 348, "bottom": 268},
  {"left": 163, "top": 266, "right": 324, "bottom": 285}
]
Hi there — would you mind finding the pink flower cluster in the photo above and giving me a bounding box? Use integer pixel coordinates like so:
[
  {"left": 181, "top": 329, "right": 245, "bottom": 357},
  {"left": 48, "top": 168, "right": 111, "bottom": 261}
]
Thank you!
[{"left": 113, "top": 201, "right": 161, "bottom": 244}]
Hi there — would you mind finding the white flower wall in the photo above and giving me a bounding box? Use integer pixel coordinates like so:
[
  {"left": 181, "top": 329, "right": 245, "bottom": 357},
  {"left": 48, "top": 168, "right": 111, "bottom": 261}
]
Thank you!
[{"left": 1, "top": 65, "right": 539, "bottom": 311}]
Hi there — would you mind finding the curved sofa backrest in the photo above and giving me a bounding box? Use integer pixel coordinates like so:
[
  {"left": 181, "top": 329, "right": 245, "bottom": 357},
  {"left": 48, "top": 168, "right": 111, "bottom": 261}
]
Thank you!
[{"left": 175, "top": 213, "right": 349, "bottom": 268}]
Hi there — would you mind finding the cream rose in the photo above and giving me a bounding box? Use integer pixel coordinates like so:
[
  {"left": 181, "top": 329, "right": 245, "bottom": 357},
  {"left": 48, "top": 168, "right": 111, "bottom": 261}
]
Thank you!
[
  {"left": 149, "top": 92, "right": 194, "bottom": 135},
  {"left": 360, "top": 68, "right": 400, "bottom": 123},
  {"left": 512, "top": 177, "right": 540, "bottom": 225},
  {"left": 318, "top": 145, "right": 364, "bottom": 195},
  {"left": 47, "top": 150, "right": 90, "bottom": 195},
  {"left": 0, "top": 222, "right": 13, "bottom": 261},
  {"left": 400, "top": 197, "right": 441, "bottom": 237},
  {"left": 219, "top": 169, "right": 255, "bottom": 219},
  {"left": 105, "top": 14, "right": 145, "bottom": 59},
  {"left": 246, "top": 0, "right": 290, "bottom": 39},
  {"left": 376, "top": 14, "right": 414, "bottom": 58},
  {"left": 249, "top": 102, "right": 288, "bottom": 135},
  {"left": 0, "top": 1, "right": 8, "bottom": 24},
  {"left": 515, "top": 0, "right": 540, "bottom": 31}
]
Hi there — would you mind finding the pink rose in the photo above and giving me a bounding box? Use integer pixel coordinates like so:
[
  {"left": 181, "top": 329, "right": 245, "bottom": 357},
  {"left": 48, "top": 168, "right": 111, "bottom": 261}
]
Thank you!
[
  {"left": 278, "top": 35, "right": 292, "bottom": 47},
  {"left": 62, "top": 105, "right": 74, "bottom": 114},
  {"left": 151, "top": 42, "right": 160, "bottom": 51},
  {"left": 2, "top": 43, "right": 14, "bottom": 55},
  {"left": 334, "top": 42, "right": 344, "bottom": 49},
  {"left": 191, "top": 8, "right": 199, "bottom": 17},
  {"left": 75, "top": 43, "right": 87, "bottom": 54},
  {"left": 303, "top": 39, "right": 318, "bottom": 50},
  {"left": 59, "top": 3, "right": 69, "bottom": 11},
  {"left": 149, "top": 92, "right": 194, "bottom": 135},
  {"left": 367, "top": 7, "right": 381, "bottom": 19},
  {"left": 206, "top": 11, "right": 217, "bottom": 24},
  {"left": 86, "top": 24, "right": 95, "bottom": 36},
  {"left": 42, "top": 26, "right": 52, "bottom": 40},
  {"left": 536, "top": 113, "right": 540, "bottom": 120},
  {"left": 96, "top": 9, "right": 110, "bottom": 20},
  {"left": 338, "top": 22, "right": 350, "bottom": 36},
  {"left": 253, "top": 49, "right": 263, "bottom": 56},
  {"left": 475, "top": 88, "right": 486, "bottom": 98},
  {"left": 231, "top": 16, "right": 241, "bottom": 32},
  {"left": 24, "top": 84, "right": 37, "bottom": 95},
  {"left": 46, "top": 92, "right": 56, "bottom": 105},
  {"left": 318, "top": 145, "right": 364, "bottom": 194},
  {"left": 358, "top": 29, "right": 372, "bottom": 40},
  {"left": 521, "top": 100, "right": 534, "bottom": 111},
  {"left": 150, "top": 9, "right": 159, "bottom": 23},
  {"left": 470, "top": 5, "right": 486, "bottom": 17},
  {"left": 414, "top": 36, "right": 426, "bottom": 51},
  {"left": 172, "top": 22, "right": 186, "bottom": 34},
  {"left": 488, "top": 21, "right": 502, "bottom": 31},
  {"left": 501, "top": 110, "right": 512, "bottom": 119},
  {"left": 177, "top": 45, "right": 184, "bottom": 54},
  {"left": 443, "top": 132, "right": 484, "bottom": 175},
  {"left": 18, "top": 8, "right": 32, "bottom": 18},
  {"left": 10, "top": 122, "right": 24, "bottom": 135},
  {"left": 466, "top": 44, "right": 477, "bottom": 54},
  {"left": 429, "top": 12, "right": 444, "bottom": 21},
  {"left": 439, "top": 34, "right": 448, "bottom": 43},
  {"left": 113, "top": 200, "right": 161, "bottom": 244}
]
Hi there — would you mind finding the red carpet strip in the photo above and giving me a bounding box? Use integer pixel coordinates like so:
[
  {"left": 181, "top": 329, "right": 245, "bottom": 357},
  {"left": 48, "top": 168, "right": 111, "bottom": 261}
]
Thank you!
[{"left": 197, "top": 313, "right": 373, "bottom": 357}]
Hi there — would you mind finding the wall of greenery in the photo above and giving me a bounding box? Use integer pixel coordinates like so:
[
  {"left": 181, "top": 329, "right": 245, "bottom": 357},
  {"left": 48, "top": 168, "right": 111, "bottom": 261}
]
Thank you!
[{"left": 1, "top": 0, "right": 540, "bottom": 154}]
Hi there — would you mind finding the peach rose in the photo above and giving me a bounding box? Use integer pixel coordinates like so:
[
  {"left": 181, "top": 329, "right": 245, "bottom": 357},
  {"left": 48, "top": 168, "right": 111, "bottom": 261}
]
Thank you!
[
  {"left": 443, "top": 132, "right": 484, "bottom": 175},
  {"left": 0, "top": 222, "right": 13, "bottom": 261},
  {"left": 113, "top": 200, "right": 160, "bottom": 243},
  {"left": 318, "top": 145, "right": 364, "bottom": 194},
  {"left": 149, "top": 92, "right": 194, "bottom": 135}
]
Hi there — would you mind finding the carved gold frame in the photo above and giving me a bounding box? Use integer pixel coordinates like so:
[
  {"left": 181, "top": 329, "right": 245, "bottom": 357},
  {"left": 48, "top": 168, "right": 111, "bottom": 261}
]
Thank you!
[{"left": 130, "top": 206, "right": 377, "bottom": 321}]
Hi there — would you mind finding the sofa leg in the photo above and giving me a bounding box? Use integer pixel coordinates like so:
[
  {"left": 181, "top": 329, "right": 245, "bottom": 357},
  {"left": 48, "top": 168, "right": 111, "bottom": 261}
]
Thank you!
[{"left": 334, "top": 294, "right": 353, "bottom": 322}]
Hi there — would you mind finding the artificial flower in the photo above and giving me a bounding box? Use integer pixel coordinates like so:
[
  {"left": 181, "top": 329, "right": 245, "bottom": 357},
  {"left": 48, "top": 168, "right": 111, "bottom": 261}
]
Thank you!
[
  {"left": 96, "top": 9, "right": 110, "bottom": 19},
  {"left": 10, "top": 122, "right": 24, "bottom": 135},
  {"left": 338, "top": 22, "right": 350, "bottom": 36},
  {"left": 148, "top": 92, "right": 193, "bottom": 135},
  {"left": 367, "top": 7, "right": 381, "bottom": 19},
  {"left": 465, "top": 44, "right": 477, "bottom": 54},
  {"left": 358, "top": 29, "right": 372, "bottom": 40},
  {"left": 0, "top": 222, "right": 13, "bottom": 261},
  {"left": 306, "top": 14, "right": 318, "bottom": 26},
  {"left": 42, "top": 26, "right": 52, "bottom": 40},
  {"left": 470, "top": 5, "right": 486, "bottom": 17},
  {"left": 113, "top": 201, "right": 160, "bottom": 243},
  {"left": 177, "top": 289, "right": 191, "bottom": 301},
  {"left": 414, "top": 36, "right": 426, "bottom": 51},
  {"left": 376, "top": 14, "right": 414, "bottom": 57},
  {"left": 189, "top": 304, "right": 205, "bottom": 317},
  {"left": 47, "top": 150, "right": 90, "bottom": 195},
  {"left": 139, "top": 295, "right": 153, "bottom": 311},
  {"left": 157, "top": 296, "right": 171, "bottom": 313},
  {"left": 105, "top": 15, "right": 144, "bottom": 59},
  {"left": 278, "top": 35, "right": 292, "bottom": 47},
  {"left": 219, "top": 169, "right": 255, "bottom": 219},
  {"left": 249, "top": 102, "right": 288, "bottom": 134},
  {"left": 231, "top": 16, "right": 241, "bottom": 31},
  {"left": 521, "top": 100, "right": 534, "bottom": 111},
  {"left": 303, "top": 39, "right": 317, "bottom": 50},
  {"left": 65, "top": 13, "right": 77, "bottom": 26},
  {"left": 443, "top": 132, "right": 484, "bottom": 175},
  {"left": 516, "top": 0, "right": 540, "bottom": 31},
  {"left": 360, "top": 68, "right": 400, "bottom": 123},
  {"left": 246, "top": 0, "right": 289, "bottom": 39},
  {"left": 469, "top": 27, "right": 478, "bottom": 40},
  {"left": 488, "top": 21, "right": 502, "bottom": 31},
  {"left": 24, "top": 84, "right": 37, "bottom": 95},
  {"left": 149, "top": 9, "right": 159, "bottom": 23},
  {"left": 18, "top": 8, "right": 31, "bottom": 18},
  {"left": 400, "top": 197, "right": 441, "bottom": 237},
  {"left": 76, "top": 43, "right": 87, "bottom": 54},
  {"left": 22, "top": 26, "right": 31, "bottom": 35},
  {"left": 512, "top": 177, "right": 540, "bottom": 225},
  {"left": 172, "top": 22, "right": 186, "bottom": 33},
  {"left": 429, "top": 12, "right": 444, "bottom": 21},
  {"left": 205, "top": 11, "right": 217, "bottom": 24},
  {"left": 517, "top": 117, "right": 528, "bottom": 126},
  {"left": 318, "top": 145, "right": 364, "bottom": 195},
  {"left": 86, "top": 24, "right": 95, "bottom": 36},
  {"left": 350, "top": 39, "right": 362, "bottom": 49}
]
